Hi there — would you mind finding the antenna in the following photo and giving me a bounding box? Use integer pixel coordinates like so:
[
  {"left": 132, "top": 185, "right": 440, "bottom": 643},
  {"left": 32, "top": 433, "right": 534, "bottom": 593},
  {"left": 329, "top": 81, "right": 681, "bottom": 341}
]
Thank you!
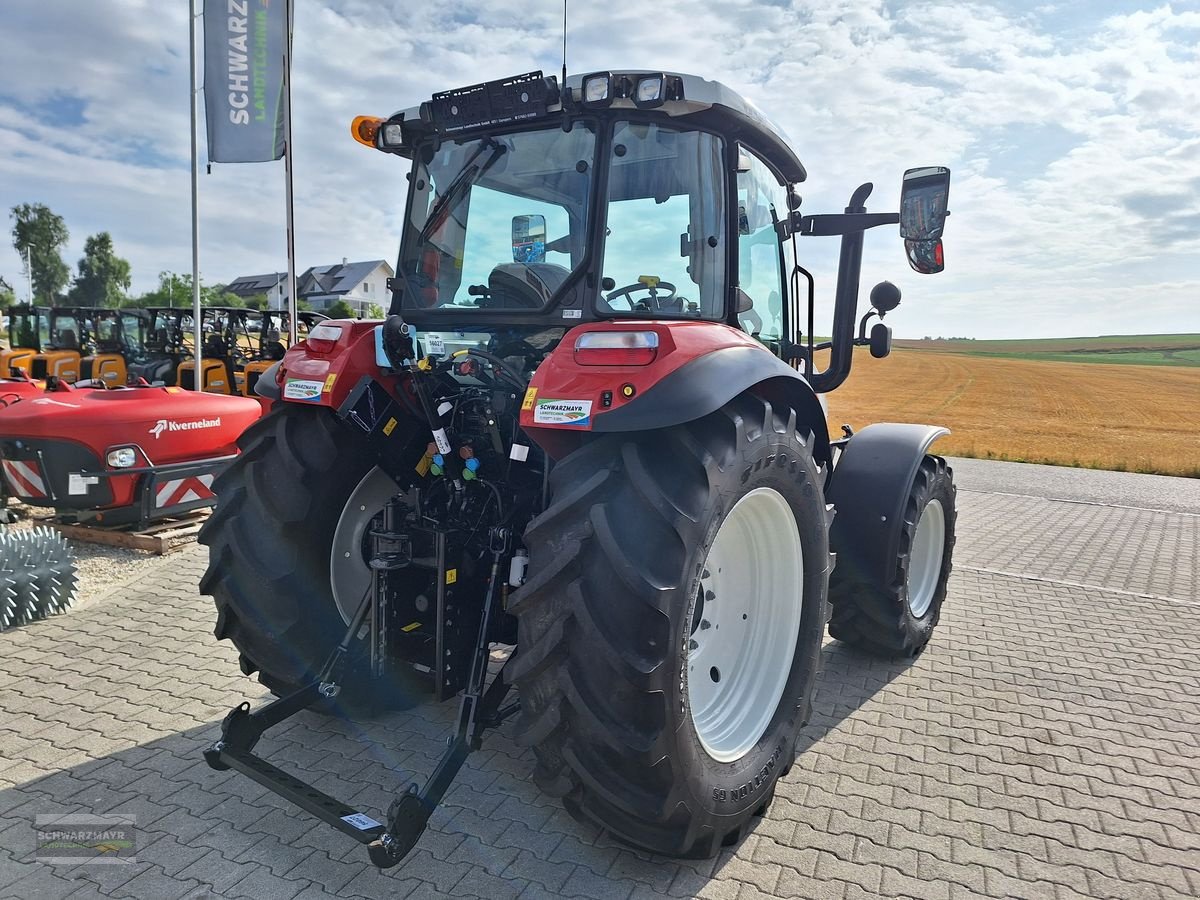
[{"left": 561, "top": 0, "right": 568, "bottom": 95}]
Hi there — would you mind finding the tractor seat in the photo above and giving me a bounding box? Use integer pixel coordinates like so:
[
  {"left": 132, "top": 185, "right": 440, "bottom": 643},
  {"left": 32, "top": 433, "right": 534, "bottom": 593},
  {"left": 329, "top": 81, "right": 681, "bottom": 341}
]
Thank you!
[
  {"left": 486, "top": 263, "right": 570, "bottom": 309},
  {"left": 58, "top": 329, "right": 78, "bottom": 350},
  {"left": 263, "top": 341, "right": 286, "bottom": 361}
]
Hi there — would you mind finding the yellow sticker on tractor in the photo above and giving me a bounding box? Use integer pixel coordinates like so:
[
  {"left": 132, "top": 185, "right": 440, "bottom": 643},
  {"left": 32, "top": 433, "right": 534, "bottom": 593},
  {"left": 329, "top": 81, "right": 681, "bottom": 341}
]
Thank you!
[
  {"left": 521, "top": 387, "right": 537, "bottom": 411},
  {"left": 383, "top": 417, "right": 398, "bottom": 436},
  {"left": 446, "top": 569, "right": 457, "bottom": 585},
  {"left": 323, "top": 373, "right": 337, "bottom": 392},
  {"left": 415, "top": 454, "right": 431, "bottom": 477},
  {"left": 401, "top": 621, "right": 421, "bottom": 633}
]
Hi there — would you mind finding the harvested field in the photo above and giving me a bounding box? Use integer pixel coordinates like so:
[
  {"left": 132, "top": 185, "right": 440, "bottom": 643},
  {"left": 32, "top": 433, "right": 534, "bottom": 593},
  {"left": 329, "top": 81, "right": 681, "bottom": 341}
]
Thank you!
[
  {"left": 891, "top": 332, "right": 1200, "bottom": 366},
  {"left": 823, "top": 348, "right": 1200, "bottom": 477}
]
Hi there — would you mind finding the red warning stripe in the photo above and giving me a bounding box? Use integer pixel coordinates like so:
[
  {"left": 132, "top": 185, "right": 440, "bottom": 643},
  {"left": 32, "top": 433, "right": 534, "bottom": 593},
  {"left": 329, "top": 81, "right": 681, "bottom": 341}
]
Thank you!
[
  {"left": 1, "top": 459, "right": 48, "bottom": 499},
  {"left": 154, "top": 473, "right": 216, "bottom": 510}
]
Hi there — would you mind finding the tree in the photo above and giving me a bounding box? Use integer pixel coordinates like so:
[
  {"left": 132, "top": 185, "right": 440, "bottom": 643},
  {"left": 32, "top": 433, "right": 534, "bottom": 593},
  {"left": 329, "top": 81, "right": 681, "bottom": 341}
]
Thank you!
[
  {"left": 326, "top": 299, "right": 355, "bottom": 319},
  {"left": 367, "top": 303, "right": 384, "bottom": 319},
  {"left": 10, "top": 203, "right": 70, "bottom": 303},
  {"left": 69, "top": 232, "right": 132, "bottom": 307},
  {"left": 242, "top": 293, "right": 268, "bottom": 310},
  {"left": 0, "top": 276, "right": 14, "bottom": 309}
]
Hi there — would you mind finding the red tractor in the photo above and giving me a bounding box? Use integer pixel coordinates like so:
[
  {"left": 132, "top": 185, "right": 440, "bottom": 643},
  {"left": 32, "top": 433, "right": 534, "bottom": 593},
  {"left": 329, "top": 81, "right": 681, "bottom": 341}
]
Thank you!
[{"left": 201, "top": 70, "right": 956, "bottom": 867}]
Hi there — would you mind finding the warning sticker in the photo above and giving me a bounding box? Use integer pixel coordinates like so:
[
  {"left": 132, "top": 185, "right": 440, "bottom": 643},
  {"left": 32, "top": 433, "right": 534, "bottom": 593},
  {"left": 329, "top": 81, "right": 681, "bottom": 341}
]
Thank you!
[
  {"left": 323, "top": 373, "right": 337, "bottom": 392},
  {"left": 533, "top": 398, "right": 592, "bottom": 427},
  {"left": 521, "top": 387, "right": 537, "bottom": 411}
]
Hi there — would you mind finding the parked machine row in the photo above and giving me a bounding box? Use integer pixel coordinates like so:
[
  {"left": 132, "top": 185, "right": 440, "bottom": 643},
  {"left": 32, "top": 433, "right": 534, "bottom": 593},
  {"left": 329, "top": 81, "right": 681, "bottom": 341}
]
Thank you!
[{"left": 1, "top": 304, "right": 327, "bottom": 396}]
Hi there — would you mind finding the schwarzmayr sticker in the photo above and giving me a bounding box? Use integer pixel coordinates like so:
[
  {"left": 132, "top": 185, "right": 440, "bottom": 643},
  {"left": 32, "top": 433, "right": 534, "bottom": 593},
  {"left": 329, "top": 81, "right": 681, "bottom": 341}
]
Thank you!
[
  {"left": 283, "top": 379, "right": 324, "bottom": 402},
  {"left": 532, "top": 398, "right": 592, "bottom": 427}
]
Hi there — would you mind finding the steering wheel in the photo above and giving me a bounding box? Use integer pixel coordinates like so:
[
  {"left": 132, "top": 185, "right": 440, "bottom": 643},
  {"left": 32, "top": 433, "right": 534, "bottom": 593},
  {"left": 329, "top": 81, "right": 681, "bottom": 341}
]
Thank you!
[{"left": 605, "top": 281, "right": 678, "bottom": 311}]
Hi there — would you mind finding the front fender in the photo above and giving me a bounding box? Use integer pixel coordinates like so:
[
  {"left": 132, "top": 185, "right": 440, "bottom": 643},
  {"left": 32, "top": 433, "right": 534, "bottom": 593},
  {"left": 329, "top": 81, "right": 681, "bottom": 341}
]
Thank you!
[{"left": 826, "top": 423, "right": 950, "bottom": 588}]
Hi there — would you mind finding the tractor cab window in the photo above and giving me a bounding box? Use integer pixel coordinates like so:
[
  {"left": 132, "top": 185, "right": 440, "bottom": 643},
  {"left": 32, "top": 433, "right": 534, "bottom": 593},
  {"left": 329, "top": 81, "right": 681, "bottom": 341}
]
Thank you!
[
  {"left": 51, "top": 315, "right": 81, "bottom": 350},
  {"left": 94, "top": 316, "right": 121, "bottom": 350},
  {"left": 736, "top": 149, "right": 787, "bottom": 340},
  {"left": 399, "top": 125, "right": 596, "bottom": 311},
  {"left": 12, "top": 311, "right": 39, "bottom": 348},
  {"left": 599, "top": 123, "right": 726, "bottom": 318}
]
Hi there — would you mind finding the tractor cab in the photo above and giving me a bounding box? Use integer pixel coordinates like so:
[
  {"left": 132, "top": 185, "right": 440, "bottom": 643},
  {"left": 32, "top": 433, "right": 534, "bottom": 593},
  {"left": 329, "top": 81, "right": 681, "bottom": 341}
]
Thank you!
[
  {"left": 241, "top": 309, "right": 286, "bottom": 396},
  {"left": 129, "top": 307, "right": 192, "bottom": 386},
  {"left": 29, "top": 308, "right": 87, "bottom": 382},
  {"left": 351, "top": 71, "right": 948, "bottom": 397},
  {"left": 177, "top": 307, "right": 253, "bottom": 393},
  {"left": 78, "top": 309, "right": 149, "bottom": 385},
  {"left": 1, "top": 304, "right": 50, "bottom": 376}
]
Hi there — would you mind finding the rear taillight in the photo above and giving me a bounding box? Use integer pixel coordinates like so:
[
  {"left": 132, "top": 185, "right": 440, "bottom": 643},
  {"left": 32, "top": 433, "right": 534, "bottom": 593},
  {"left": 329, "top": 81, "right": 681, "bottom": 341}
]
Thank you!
[
  {"left": 305, "top": 323, "right": 344, "bottom": 354},
  {"left": 573, "top": 330, "right": 659, "bottom": 366}
]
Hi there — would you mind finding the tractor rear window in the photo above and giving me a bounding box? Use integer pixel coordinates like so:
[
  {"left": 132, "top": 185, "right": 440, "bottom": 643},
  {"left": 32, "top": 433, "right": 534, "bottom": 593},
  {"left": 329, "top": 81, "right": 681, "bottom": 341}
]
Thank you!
[
  {"left": 398, "top": 125, "right": 596, "bottom": 311},
  {"left": 599, "top": 123, "right": 726, "bottom": 319}
]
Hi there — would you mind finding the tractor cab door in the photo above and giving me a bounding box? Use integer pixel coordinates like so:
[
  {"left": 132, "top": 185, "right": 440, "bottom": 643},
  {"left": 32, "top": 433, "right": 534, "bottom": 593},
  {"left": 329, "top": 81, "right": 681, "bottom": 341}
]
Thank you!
[{"left": 734, "top": 147, "right": 789, "bottom": 357}]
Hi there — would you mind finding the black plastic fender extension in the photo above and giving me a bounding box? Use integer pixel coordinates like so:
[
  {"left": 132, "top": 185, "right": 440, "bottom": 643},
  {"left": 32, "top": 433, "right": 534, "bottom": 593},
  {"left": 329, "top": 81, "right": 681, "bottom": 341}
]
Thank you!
[
  {"left": 825, "top": 423, "right": 949, "bottom": 587},
  {"left": 591, "top": 345, "right": 832, "bottom": 464}
]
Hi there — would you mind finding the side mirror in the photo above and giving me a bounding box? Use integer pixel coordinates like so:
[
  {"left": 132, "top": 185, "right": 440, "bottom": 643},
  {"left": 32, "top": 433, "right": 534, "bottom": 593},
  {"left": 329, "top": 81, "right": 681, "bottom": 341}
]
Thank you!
[
  {"left": 899, "top": 166, "right": 950, "bottom": 240},
  {"left": 869, "top": 322, "right": 892, "bottom": 358},
  {"left": 905, "top": 238, "right": 945, "bottom": 275},
  {"left": 512, "top": 214, "right": 547, "bottom": 264}
]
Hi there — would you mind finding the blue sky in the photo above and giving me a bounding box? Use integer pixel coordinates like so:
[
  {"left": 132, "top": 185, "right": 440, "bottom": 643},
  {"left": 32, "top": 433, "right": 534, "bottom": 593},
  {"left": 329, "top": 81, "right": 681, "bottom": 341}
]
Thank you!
[{"left": 1, "top": 1, "right": 1197, "bottom": 339}]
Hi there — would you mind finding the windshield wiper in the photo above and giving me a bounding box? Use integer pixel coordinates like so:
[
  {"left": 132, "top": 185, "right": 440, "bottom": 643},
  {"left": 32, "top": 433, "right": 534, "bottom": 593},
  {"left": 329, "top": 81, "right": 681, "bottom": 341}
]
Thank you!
[{"left": 418, "top": 139, "right": 506, "bottom": 241}]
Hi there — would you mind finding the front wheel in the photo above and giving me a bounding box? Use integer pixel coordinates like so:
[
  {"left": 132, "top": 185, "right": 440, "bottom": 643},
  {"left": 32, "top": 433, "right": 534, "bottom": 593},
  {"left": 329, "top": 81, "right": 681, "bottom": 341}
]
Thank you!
[
  {"left": 828, "top": 456, "right": 956, "bottom": 656},
  {"left": 508, "top": 394, "right": 832, "bottom": 857}
]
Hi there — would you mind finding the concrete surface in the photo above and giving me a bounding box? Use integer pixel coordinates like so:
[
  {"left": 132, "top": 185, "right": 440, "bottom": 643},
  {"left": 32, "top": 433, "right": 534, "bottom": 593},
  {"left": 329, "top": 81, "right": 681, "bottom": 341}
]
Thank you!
[{"left": 1, "top": 459, "right": 1198, "bottom": 899}]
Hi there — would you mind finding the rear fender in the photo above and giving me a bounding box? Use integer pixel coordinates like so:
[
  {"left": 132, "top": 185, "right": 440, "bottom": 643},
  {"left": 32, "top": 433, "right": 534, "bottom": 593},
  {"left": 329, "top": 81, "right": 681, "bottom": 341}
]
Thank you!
[
  {"left": 520, "top": 321, "right": 830, "bottom": 462},
  {"left": 272, "top": 320, "right": 396, "bottom": 409},
  {"left": 826, "top": 423, "right": 949, "bottom": 588}
]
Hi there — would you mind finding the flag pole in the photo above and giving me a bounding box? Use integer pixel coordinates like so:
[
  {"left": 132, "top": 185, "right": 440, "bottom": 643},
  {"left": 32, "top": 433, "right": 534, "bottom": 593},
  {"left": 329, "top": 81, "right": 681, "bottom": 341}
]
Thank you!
[
  {"left": 189, "top": 0, "right": 203, "bottom": 389},
  {"left": 282, "top": 0, "right": 298, "bottom": 344}
]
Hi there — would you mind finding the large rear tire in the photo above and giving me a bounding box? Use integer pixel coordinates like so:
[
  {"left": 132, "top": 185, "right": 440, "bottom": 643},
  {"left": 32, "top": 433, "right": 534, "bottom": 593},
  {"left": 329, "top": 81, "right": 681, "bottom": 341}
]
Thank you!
[
  {"left": 199, "top": 404, "right": 424, "bottom": 708},
  {"left": 828, "top": 455, "right": 956, "bottom": 656},
  {"left": 508, "top": 394, "right": 831, "bottom": 857}
]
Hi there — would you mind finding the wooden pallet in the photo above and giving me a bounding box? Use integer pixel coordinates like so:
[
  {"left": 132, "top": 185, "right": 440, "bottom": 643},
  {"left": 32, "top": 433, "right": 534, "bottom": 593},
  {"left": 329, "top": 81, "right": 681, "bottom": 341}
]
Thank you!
[{"left": 50, "top": 509, "right": 210, "bottom": 555}]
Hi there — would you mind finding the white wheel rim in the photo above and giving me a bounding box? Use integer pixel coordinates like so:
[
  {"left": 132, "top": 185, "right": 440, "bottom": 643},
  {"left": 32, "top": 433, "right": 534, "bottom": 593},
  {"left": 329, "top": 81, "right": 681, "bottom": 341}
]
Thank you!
[
  {"left": 688, "top": 487, "right": 803, "bottom": 763},
  {"left": 907, "top": 498, "right": 945, "bottom": 619},
  {"left": 330, "top": 467, "right": 401, "bottom": 624}
]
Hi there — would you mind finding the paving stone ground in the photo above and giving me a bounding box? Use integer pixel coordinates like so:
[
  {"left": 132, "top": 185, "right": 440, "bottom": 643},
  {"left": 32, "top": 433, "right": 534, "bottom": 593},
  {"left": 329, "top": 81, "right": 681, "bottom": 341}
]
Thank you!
[{"left": 1, "top": 458, "right": 1198, "bottom": 899}]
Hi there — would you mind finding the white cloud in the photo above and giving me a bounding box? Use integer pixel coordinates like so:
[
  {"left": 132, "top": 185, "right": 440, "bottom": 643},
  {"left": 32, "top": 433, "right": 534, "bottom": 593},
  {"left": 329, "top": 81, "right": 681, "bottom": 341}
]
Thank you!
[{"left": 0, "top": 0, "right": 1196, "bottom": 338}]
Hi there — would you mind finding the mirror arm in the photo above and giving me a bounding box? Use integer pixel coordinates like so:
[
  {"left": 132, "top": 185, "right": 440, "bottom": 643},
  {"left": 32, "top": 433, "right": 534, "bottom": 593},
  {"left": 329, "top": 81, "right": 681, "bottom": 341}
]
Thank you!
[
  {"left": 808, "top": 184, "right": 873, "bottom": 394},
  {"left": 795, "top": 211, "right": 899, "bottom": 237},
  {"left": 857, "top": 309, "right": 880, "bottom": 342}
]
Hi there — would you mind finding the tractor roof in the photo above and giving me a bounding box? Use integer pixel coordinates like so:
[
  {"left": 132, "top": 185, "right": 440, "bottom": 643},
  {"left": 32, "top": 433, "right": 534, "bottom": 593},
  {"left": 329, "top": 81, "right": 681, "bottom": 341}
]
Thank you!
[{"left": 393, "top": 70, "right": 806, "bottom": 184}]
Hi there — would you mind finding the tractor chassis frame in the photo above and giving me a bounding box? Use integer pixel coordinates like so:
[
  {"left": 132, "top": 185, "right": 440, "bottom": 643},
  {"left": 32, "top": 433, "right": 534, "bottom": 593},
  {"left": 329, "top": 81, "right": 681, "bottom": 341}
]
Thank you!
[{"left": 203, "top": 524, "right": 519, "bottom": 868}]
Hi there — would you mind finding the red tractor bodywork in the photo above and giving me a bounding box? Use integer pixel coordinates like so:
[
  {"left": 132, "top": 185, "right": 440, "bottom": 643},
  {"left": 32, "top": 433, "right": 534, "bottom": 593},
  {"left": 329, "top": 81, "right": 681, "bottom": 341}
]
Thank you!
[{"left": 272, "top": 317, "right": 829, "bottom": 463}]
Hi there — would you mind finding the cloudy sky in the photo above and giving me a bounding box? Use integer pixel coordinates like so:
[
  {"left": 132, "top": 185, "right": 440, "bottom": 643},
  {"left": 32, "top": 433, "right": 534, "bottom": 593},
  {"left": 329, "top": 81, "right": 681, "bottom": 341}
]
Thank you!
[{"left": 1, "top": 1, "right": 1197, "bottom": 338}]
